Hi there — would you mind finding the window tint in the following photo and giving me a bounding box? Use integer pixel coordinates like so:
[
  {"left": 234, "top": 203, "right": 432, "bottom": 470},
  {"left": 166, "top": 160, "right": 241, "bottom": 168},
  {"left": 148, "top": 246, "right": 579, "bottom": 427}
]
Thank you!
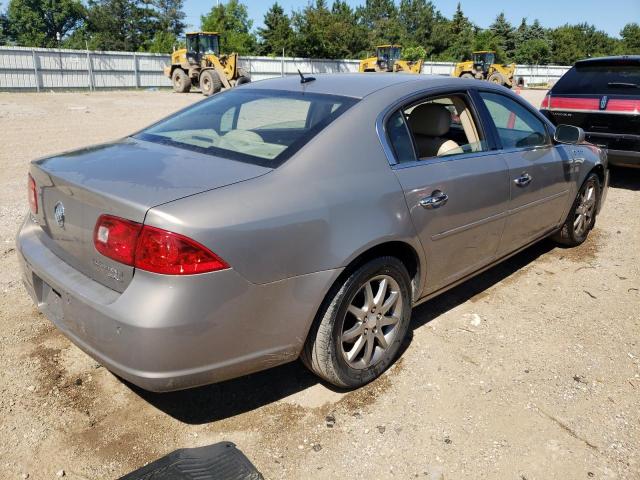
[
  {"left": 479, "top": 91, "right": 549, "bottom": 150},
  {"left": 553, "top": 62, "right": 640, "bottom": 95},
  {"left": 400, "top": 94, "right": 488, "bottom": 160},
  {"left": 236, "top": 97, "right": 310, "bottom": 130},
  {"left": 387, "top": 110, "right": 416, "bottom": 164},
  {"left": 136, "top": 90, "right": 357, "bottom": 167}
]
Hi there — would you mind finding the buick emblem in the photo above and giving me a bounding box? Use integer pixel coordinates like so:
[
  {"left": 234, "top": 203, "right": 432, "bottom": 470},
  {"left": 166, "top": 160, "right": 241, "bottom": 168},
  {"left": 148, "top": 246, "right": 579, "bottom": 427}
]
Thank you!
[
  {"left": 599, "top": 95, "right": 608, "bottom": 111},
  {"left": 53, "top": 202, "right": 65, "bottom": 228}
]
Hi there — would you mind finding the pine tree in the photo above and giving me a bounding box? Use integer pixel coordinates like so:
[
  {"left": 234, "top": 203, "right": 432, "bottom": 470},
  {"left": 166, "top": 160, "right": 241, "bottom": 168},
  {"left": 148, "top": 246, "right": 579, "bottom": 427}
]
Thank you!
[
  {"left": 620, "top": 23, "right": 640, "bottom": 54},
  {"left": 257, "top": 2, "right": 294, "bottom": 56},
  {"left": 489, "top": 12, "right": 515, "bottom": 60}
]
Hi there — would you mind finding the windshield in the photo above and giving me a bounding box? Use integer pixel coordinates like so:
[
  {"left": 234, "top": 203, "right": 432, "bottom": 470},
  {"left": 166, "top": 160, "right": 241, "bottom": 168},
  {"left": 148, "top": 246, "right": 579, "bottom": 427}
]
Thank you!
[
  {"left": 553, "top": 61, "right": 640, "bottom": 95},
  {"left": 135, "top": 89, "right": 358, "bottom": 167}
]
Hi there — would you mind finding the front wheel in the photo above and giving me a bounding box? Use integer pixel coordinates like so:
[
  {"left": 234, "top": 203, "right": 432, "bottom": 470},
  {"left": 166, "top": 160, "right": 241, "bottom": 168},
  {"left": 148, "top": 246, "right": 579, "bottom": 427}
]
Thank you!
[
  {"left": 171, "top": 69, "right": 191, "bottom": 93},
  {"left": 301, "top": 257, "right": 412, "bottom": 389},
  {"left": 552, "top": 173, "right": 601, "bottom": 247},
  {"left": 199, "top": 70, "right": 222, "bottom": 96},
  {"left": 488, "top": 72, "right": 506, "bottom": 85}
]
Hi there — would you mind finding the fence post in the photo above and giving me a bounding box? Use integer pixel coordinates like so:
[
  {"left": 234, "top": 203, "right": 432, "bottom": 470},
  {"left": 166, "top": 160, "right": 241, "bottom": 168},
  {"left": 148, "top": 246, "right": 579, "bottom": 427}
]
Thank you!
[
  {"left": 281, "top": 49, "right": 285, "bottom": 77},
  {"left": 31, "top": 48, "right": 41, "bottom": 92},
  {"left": 86, "top": 49, "right": 93, "bottom": 91},
  {"left": 133, "top": 52, "right": 139, "bottom": 88}
]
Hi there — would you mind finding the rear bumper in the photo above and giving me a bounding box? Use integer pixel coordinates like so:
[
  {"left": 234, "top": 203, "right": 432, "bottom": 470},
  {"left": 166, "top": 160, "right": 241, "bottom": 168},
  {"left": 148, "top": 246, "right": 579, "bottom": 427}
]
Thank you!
[
  {"left": 584, "top": 131, "right": 640, "bottom": 168},
  {"left": 17, "top": 216, "right": 339, "bottom": 392}
]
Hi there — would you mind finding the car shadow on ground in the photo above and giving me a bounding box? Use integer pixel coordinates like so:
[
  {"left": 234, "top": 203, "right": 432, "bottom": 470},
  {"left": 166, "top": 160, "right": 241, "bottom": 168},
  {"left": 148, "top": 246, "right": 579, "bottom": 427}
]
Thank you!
[
  {"left": 129, "top": 240, "right": 556, "bottom": 425},
  {"left": 609, "top": 166, "right": 640, "bottom": 191}
]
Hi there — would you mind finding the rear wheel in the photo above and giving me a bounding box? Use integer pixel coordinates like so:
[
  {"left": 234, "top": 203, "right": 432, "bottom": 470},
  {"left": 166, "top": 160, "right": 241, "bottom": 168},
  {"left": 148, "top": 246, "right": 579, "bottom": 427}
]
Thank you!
[
  {"left": 235, "top": 68, "right": 251, "bottom": 86},
  {"left": 199, "top": 70, "right": 222, "bottom": 96},
  {"left": 552, "top": 173, "right": 601, "bottom": 247},
  {"left": 488, "top": 72, "right": 506, "bottom": 86},
  {"left": 460, "top": 73, "right": 474, "bottom": 79},
  {"left": 171, "top": 69, "right": 191, "bottom": 93},
  {"left": 301, "top": 257, "right": 412, "bottom": 389}
]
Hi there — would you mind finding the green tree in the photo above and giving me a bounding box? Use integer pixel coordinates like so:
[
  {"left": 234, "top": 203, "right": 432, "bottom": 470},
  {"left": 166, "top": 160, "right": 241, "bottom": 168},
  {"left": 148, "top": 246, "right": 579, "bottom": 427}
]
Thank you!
[
  {"left": 200, "top": 0, "right": 256, "bottom": 55},
  {"left": 0, "top": 5, "right": 9, "bottom": 45},
  {"left": 152, "top": 0, "right": 185, "bottom": 37},
  {"left": 148, "top": 30, "right": 177, "bottom": 53},
  {"left": 7, "top": 0, "right": 85, "bottom": 47},
  {"left": 489, "top": 12, "right": 515, "bottom": 59},
  {"left": 398, "top": 0, "right": 436, "bottom": 50},
  {"left": 356, "top": 0, "right": 401, "bottom": 47},
  {"left": 443, "top": 3, "right": 475, "bottom": 61},
  {"left": 401, "top": 45, "right": 426, "bottom": 61},
  {"left": 619, "top": 23, "right": 640, "bottom": 54},
  {"left": 80, "top": 0, "right": 156, "bottom": 51},
  {"left": 257, "top": 2, "right": 295, "bottom": 56},
  {"left": 514, "top": 38, "right": 551, "bottom": 64}
]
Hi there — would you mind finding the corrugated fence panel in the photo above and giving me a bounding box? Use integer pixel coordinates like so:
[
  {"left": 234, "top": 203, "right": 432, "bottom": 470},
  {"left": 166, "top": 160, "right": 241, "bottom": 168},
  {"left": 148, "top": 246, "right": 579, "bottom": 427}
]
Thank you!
[{"left": 0, "top": 46, "right": 572, "bottom": 90}]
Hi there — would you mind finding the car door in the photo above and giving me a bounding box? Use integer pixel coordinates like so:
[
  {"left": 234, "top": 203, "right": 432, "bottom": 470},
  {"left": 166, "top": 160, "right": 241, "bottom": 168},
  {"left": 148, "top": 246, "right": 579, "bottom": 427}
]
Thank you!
[
  {"left": 384, "top": 90, "right": 510, "bottom": 294},
  {"left": 475, "top": 90, "right": 573, "bottom": 255}
]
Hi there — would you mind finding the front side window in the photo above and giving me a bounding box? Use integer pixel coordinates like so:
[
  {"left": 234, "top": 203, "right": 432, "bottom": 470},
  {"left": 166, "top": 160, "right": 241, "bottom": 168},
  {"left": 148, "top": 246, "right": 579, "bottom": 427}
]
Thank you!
[
  {"left": 136, "top": 90, "right": 357, "bottom": 167},
  {"left": 479, "top": 91, "right": 550, "bottom": 150}
]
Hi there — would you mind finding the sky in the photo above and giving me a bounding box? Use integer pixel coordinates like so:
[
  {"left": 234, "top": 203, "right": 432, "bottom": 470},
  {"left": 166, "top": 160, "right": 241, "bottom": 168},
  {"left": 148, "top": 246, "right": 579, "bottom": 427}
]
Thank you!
[{"left": 183, "top": 0, "right": 640, "bottom": 38}]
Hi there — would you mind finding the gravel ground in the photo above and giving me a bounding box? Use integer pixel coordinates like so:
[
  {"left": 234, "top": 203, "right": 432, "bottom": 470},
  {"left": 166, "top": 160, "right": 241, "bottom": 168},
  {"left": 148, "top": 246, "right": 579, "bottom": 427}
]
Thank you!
[{"left": 0, "top": 89, "right": 638, "bottom": 480}]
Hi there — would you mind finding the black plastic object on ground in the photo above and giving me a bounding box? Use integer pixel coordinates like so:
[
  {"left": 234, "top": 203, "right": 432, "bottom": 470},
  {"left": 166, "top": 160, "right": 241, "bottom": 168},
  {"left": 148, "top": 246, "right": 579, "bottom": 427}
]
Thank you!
[{"left": 118, "top": 442, "right": 263, "bottom": 480}]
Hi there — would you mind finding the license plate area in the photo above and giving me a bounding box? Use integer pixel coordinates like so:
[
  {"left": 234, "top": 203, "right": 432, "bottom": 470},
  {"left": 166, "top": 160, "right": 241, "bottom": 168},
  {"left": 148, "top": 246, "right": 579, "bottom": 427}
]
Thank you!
[{"left": 38, "top": 279, "right": 64, "bottom": 323}]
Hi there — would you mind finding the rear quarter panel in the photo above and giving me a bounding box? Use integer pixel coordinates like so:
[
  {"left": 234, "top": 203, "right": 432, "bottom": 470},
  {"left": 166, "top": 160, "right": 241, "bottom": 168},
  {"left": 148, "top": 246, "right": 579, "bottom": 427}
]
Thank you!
[{"left": 145, "top": 85, "right": 424, "bottom": 286}]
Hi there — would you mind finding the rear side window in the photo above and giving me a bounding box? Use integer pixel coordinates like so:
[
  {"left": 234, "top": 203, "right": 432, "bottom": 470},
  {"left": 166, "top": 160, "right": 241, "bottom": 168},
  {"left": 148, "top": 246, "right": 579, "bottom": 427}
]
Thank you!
[
  {"left": 553, "top": 62, "right": 640, "bottom": 95},
  {"left": 479, "top": 92, "right": 550, "bottom": 150},
  {"left": 136, "top": 89, "right": 357, "bottom": 167},
  {"left": 387, "top": 110, "right": 416, "bottom": 163}
]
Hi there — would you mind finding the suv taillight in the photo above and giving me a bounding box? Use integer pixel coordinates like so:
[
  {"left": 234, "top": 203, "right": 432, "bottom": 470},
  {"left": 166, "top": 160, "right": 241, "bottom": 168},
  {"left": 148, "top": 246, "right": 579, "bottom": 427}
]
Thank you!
[
  {"left": 28, "top": 174, "right": 38, "bottom": 214},
  {"left": 93, "top": 214, "right": 229, "bottom": 275},
  {"left": 540, "top": 94, "right": 550, "bottom": 109}
]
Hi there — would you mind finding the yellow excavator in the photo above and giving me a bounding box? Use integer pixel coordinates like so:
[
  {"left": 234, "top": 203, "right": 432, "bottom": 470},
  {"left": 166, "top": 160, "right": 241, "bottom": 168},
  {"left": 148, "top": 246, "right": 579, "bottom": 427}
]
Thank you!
[
  {"left": 451, "top": 51, "right": 515, "bottom": 88},
  {"left": 164, "top": 32, "right": 250, "bottom": 96},
  {"left": 359, "top": 45, "right": 423, "bottom": 74}
]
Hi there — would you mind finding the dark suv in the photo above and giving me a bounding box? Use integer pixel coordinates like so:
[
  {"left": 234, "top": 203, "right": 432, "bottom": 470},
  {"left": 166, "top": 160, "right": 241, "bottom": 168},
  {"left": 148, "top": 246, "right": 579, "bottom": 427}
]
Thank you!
[{"left": 540, "top": 56, "right": 640, "bottom": 168}]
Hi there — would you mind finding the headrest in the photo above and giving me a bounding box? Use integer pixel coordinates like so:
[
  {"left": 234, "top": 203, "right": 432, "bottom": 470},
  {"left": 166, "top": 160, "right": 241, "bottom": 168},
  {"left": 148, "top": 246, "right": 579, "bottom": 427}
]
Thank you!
[{"left": 409, "top": 103, "right": 452, "bottom": 137}]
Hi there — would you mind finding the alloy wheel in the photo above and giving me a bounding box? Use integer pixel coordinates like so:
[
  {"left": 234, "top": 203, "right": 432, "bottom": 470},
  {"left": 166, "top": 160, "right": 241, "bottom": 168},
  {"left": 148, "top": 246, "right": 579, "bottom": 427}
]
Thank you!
[
  {"left": 574, "top": 181, "right": 597, "bottom": 237},
  {"left": 340, "top": 275, "right": 403, "bottom": 369}
]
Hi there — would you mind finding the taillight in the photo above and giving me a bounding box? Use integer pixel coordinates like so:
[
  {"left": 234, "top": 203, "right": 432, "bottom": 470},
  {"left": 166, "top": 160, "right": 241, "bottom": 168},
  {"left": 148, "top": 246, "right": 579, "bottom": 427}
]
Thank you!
[
  {"left": 94, "top": 215, "right": 142, "bottom": 265},
  {"left": 28, "top": 174, "right": 38, "bottom": 214},
  {"left": 540, "top": 94, "right": 550, "bottom": 109},
  {"left": 93, "top": 214, "right": 229, "bottom": 275}
]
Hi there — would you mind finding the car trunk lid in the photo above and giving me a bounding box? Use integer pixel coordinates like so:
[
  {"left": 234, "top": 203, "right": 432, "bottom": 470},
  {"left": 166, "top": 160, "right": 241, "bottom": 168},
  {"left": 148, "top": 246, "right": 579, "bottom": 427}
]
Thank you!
[{"left": 29, "top": 137, "right": 271, "bottom": 292}]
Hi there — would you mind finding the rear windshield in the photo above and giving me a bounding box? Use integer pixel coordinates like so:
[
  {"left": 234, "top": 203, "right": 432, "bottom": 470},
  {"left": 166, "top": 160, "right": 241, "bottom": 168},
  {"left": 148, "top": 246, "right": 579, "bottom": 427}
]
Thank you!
[
  {"left": 135, "top": 89, "right": 358, "bottom": 167},
  {"left": 553, "top": 61, "right": 640, "bottom": 95}
]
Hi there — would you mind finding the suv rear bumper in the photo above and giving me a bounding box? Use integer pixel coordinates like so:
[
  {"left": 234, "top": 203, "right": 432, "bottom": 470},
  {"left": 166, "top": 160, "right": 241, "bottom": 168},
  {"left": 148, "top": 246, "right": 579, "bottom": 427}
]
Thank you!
[
  {"left": 585, "top": 131, "right": 640, "bottom": 168},
  {"left": 17, "top": 216, "right": 339, "bottom": 392}
]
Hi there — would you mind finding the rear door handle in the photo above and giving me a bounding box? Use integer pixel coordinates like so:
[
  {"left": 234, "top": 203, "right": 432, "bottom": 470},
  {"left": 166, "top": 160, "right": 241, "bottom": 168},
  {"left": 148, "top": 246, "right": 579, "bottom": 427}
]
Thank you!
[
  {"left": 514, "top": 173, "right": 532, "bottom": 187},
  {"left": 419, "top": 190, "right": 448, "bottom": 209}
]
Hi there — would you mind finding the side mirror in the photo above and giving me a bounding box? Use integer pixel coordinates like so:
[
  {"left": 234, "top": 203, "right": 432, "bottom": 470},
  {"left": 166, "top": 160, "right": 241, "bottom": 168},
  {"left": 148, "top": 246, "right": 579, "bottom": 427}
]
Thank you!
[{"left": 554, "top": 124, "right": 585, "bottom": 145}]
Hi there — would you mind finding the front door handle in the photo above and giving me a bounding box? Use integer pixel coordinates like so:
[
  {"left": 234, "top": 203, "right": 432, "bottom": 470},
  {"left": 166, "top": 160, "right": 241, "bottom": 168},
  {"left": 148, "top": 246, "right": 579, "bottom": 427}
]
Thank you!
[
  {"left": 514, "top": 173, "right": 532, "bottom": 187},
  {"left": 419, "top": 190, "right": 449, "bottom": 209}
]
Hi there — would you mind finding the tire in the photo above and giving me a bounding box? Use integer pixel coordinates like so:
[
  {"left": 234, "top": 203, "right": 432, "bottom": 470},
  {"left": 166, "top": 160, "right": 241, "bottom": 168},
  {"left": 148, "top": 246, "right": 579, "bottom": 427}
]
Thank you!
[
  {"left": 171, "top": 69, "right": 191, "bottom": 93},
  {"left": 235, "top": 68, "right": 251, "bottom": 86},
  {"left": 460, "top": 73, "right": 474, "bottom": 79},
  {"left": 552, "top": 173, "right": 601, "bottom": 247},
  {"left": 301, "top": 256, "right": 412, "bottom": 389},
  {"left": 199, "top": 70, "right": 222, "bottom": 96},
  {"left": 488, "top": 72, "right": 506, "bottom": 85}
]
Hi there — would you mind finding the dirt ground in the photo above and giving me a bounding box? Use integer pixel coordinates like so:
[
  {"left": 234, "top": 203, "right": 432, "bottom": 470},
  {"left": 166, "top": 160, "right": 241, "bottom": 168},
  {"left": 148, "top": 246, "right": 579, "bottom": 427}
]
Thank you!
[{"left": 0, "top": 89, "right": 638, "bottom": 480}]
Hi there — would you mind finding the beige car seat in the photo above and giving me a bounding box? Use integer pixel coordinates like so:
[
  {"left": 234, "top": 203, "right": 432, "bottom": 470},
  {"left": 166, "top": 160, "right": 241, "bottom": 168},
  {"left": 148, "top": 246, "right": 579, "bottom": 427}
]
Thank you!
[{"left": 409, "top": 103, "right": 463, "bottom": 158}]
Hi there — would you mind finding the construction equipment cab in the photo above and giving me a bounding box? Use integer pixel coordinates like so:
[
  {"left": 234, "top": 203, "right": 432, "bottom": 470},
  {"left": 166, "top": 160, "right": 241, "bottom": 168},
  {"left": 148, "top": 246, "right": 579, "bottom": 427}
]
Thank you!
[
  {"left": 164, "top": 32, "right": 250, "bottom": 96},
  {"left": 452, "top": 51, "right": 515, "bottom": 88},
  {"left": 359, "top": 45, "right": 423, "bottom": 74}
]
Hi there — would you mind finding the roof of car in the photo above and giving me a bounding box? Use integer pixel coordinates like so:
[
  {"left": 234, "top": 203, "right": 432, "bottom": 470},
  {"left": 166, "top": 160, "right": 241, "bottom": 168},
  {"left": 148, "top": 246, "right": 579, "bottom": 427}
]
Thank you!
[
  {"left": 575, "top": 55, "right": 640, "bottom": 66},
  {"left": 244, "top": 73, "right": 471, "bottom": 99}
]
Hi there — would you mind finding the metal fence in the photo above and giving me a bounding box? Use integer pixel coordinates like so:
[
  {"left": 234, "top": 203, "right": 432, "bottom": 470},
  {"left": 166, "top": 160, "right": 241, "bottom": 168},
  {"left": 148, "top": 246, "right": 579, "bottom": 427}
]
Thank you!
[{"left": 0, "top": 46, "right": 570, "bottom": 91}]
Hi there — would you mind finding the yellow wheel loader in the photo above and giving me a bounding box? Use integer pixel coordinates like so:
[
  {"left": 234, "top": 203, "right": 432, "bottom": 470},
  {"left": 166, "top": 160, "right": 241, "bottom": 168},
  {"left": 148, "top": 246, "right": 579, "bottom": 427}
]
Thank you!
[
  {"left": 451, "top": 51, "right": 515, "bottom": 88},
  {"left": 359, "top": 45, "right": 423, "bottom": 74},
  {"left": 164, "top": 32, "right": 250, "bottom": 96}
]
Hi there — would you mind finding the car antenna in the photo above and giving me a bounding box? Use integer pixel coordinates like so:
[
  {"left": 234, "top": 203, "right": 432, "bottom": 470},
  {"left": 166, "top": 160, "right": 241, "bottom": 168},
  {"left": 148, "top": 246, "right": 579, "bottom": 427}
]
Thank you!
[{"left": 298, "top": 69, "right": 316, "bottom": 84}]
